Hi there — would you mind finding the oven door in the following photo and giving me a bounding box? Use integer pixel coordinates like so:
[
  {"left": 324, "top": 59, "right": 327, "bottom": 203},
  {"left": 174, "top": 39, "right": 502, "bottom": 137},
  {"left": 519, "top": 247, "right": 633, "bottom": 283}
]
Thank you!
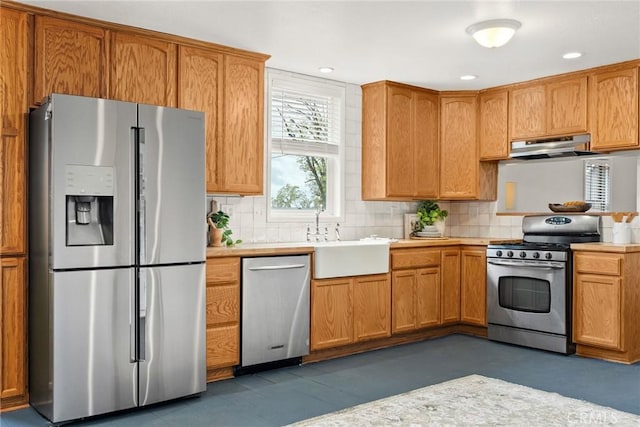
[{"left": 487, "top": 258, "right": 566, "bottom": 335}]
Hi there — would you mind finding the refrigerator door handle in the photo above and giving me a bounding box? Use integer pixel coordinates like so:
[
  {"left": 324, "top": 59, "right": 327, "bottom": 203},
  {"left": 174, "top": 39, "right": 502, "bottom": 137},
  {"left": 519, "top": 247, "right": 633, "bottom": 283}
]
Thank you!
[
  {"left": 130, "top": 276, "right": 136, "bottom": 363},
  {"left": 137, "top": 127, "right": 147, "bottom": 263},
  {"left": 138, "top": 271, "right": 147, "bottom": 361}
]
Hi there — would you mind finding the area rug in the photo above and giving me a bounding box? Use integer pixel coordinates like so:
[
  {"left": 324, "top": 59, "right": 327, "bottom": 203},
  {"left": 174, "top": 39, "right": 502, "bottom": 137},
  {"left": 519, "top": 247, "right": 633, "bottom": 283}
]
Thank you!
[{"left": 290, "top": 374, "right": 639, "bottom": 426}]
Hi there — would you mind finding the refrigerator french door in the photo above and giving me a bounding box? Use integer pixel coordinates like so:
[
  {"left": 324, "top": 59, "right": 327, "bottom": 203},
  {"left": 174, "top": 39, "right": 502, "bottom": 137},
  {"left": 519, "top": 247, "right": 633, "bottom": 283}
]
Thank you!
[{"left": 29, "top": 94, "right": 206, "bottom": 423}]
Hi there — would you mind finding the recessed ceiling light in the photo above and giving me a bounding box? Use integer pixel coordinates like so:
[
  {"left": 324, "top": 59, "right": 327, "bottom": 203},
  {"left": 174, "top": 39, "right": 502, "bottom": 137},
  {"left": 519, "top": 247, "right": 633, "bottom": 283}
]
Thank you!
[
  {"left": 562, "top": 52, "right": 583, "bottom": 59},
  {"left": 460, "top": 75, "right": 477, "bottom": 81},
  {"left": 319, "top": 67, "right": 334, "bottom": 73}
]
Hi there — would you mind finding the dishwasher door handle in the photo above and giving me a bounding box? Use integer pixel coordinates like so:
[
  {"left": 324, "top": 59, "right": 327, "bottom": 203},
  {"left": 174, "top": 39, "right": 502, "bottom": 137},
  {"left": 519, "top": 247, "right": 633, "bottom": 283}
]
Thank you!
[{"left": 248, "top": 264, "right": 306, "bottom": 271}]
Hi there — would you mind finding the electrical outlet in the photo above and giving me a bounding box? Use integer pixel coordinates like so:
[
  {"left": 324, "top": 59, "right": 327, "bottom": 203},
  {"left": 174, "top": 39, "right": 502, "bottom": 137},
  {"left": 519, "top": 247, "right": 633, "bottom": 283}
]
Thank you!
[{"left": 221, "top": 204, "right": 234, "bottom": 217}]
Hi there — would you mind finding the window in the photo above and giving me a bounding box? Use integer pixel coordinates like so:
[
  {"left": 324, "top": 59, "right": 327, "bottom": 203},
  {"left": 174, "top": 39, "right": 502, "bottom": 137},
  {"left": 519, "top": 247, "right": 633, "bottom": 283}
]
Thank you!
[
  {"left": 267, "top": 71, "right": 345, "bottom": 221},
  {"left": 584, "top": 158, "right": 611, "bottom": 212}
]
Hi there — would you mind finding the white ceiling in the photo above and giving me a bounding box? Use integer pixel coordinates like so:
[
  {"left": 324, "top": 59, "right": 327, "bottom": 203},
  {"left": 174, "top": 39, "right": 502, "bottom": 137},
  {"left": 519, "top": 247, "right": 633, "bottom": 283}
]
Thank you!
[{"left": 18, "top": 0, "right": 640, "bottom": 90}]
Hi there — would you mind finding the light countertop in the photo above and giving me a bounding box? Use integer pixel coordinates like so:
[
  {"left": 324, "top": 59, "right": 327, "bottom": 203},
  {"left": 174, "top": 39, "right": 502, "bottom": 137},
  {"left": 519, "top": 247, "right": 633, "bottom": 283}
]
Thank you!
[
  {"left": 571, "top": 242, "right": 640, "bottom": 253},
  {"left": 206, "top": 237, "right": 521, "bottom": 258}
]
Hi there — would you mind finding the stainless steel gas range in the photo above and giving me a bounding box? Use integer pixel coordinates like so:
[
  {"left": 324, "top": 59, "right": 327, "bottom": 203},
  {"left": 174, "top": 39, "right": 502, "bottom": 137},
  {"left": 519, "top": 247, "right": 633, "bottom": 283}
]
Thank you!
[{"left": 486, "top": 215, "right": 602, "bottom": 354}]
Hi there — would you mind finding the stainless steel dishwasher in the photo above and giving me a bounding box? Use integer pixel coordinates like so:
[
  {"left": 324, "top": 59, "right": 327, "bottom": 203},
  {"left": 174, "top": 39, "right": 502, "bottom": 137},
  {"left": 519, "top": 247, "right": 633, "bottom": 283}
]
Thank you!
[{"left": 240, "top": 255, "right": 310, "bottom": 369}]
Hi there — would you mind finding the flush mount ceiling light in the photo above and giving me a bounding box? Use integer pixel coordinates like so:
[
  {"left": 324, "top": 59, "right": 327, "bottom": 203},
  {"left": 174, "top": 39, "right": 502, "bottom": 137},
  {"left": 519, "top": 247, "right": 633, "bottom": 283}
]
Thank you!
[
  {"left": 466, "top": 19, "right": 522, "bottom": 48},
  {"left": 562, "top": 52, "right": 583, "bottom": 59}
]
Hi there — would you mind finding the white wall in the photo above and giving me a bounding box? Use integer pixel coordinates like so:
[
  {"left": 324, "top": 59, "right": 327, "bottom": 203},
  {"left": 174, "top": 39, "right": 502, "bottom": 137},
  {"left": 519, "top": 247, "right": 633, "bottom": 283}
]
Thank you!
[{"left": 208, "top": 70, "right": 639, "bottom": 244}]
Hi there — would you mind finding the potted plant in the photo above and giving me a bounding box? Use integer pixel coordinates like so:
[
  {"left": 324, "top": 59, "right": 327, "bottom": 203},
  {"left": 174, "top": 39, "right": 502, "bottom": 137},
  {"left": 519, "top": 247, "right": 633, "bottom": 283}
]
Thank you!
[
  {"left": 207, "top": 210, "right": 242, "bottom": 247},
  {"left": 413, "top": 200, "right": 448, "bottom": 234}
]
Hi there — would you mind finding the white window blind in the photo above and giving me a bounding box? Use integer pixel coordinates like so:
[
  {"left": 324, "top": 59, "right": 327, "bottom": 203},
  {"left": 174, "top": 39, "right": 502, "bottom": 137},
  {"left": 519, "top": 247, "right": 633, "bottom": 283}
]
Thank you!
[
  {"left": 584, "top": 159, "right": 611, "bottom": 212},
  {"left": 267, "top": 72, "right": 345, "bottom": 221}
]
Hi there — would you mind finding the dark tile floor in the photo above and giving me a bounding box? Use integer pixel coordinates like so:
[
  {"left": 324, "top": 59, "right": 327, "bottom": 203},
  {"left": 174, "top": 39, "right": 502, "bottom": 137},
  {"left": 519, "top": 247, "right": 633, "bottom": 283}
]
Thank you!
[{"left": 2, "top": 334, "right": 639, "bottom": 426}]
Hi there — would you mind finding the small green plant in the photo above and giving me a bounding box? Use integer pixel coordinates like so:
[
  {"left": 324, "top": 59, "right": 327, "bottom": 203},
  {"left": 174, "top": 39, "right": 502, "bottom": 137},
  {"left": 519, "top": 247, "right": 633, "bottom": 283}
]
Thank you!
[
  {"left": 414, "top": 200, "right": 448, "bottom": 231},
  {"left": 207, "top": 210, "right": 242, "bottom": 247}
]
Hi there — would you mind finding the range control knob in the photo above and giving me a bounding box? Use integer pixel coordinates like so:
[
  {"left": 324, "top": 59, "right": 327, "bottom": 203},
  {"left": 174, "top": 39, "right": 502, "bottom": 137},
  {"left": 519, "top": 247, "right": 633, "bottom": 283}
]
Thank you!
[
  {"left": 507, "top": 250, "right": 514, "bottom": 258},
  {"left": 495, "top": 250, "right": 503, "bottom": 257},
  {"left": 532, "top": 252, "right": 540, "bottom": 259},
  {"left": 519, "top": 251, "right": 527, "bottom": 258},
  {"left": 545, "top": 252, "right": 553, "bottom": 260}
]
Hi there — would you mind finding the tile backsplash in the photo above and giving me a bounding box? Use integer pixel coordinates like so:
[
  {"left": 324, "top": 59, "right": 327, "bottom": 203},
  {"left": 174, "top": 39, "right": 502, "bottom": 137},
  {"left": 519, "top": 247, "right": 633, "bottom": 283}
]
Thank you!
[{"left": 208, "top": 69, "right": 639, "bottom": 245}]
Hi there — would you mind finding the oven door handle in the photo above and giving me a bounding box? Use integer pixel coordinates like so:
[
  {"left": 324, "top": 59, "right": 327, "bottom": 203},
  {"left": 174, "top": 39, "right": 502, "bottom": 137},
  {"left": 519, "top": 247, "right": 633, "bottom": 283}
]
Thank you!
[{"left": 487, "top": 259, "right": 565, "bottom": 269}]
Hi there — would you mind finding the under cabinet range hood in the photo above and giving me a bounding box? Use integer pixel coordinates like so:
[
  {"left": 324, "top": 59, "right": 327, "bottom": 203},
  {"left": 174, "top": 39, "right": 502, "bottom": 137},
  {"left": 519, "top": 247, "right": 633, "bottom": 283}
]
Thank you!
[{"left": 509, "top": 134, "right": 596, "bottom": 159}]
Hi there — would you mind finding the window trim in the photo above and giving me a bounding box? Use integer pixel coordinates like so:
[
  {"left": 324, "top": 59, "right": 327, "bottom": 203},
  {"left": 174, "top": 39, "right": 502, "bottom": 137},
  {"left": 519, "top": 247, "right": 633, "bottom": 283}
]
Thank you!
[{"left": 266, "top": 70, "right": 346, "bottom": 223}]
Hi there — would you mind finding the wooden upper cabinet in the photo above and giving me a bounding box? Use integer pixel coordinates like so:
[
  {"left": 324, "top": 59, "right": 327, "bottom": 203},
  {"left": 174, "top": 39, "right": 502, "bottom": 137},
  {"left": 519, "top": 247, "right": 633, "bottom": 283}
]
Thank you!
[
  {"left": 0, "top": 7, "right": 28, "bottom": 256},
  {"left": 178, "top": 46, "right": 223, "bottom": 193},
  {"left": 34, "top": 16, "right": 108, "bottom": 104},
  {"left": 589, "top": 66, "right": 639, "bottom": 151},
  {"left": 218, "top": 55, "right": 265, "bottom": 195},
  {"left": 386, "top": 85, "right": 414, "bottom": 198},
  {"left": 110, "top": 31, "right": 177, "bottom": 106},
  {"left": 510, "top": 76, "right": 588, "bottom": 140},
  {"left": 478, "top": 89, "right": 509, "bottom": 160},
  {"left": 362, "top": 81, "right": 439, "bottom": 200},
  {"left": 413, "top": 90, "right": 440, "bottom": 198},
  {"left": 509, "top": 84, "right": 546, "bottom": 139},
  {"left": 547, "top": 76, "right": 588, "bottom": 135},
  {"left": 440, "top": 95, "right": 497, "bottom": 200}
]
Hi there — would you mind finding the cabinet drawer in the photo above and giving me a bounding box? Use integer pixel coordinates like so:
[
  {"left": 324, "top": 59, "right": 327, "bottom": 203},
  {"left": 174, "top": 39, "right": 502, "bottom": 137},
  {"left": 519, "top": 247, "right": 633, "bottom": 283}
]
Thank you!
[
  {"left": 574, "top": 253, "right": 622, "bottom": 276},
  {"left": 206, "top": 324, "right": 239, "bottom": 368},
  {"left": 391, "top": 249, "right": 440, "bottom": 269},
  {"left": 206, "top": 283, "right": 239, "bottom": 325},
  {"left": 206, "top": 257, "right": 240, "bottom": 283}
]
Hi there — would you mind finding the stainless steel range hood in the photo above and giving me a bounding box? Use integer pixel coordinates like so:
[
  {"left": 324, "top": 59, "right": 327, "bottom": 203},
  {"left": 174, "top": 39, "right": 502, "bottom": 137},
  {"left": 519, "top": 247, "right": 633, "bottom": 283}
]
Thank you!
[{"left": 509, "top": 134, "right": 596, "bottom": 159}]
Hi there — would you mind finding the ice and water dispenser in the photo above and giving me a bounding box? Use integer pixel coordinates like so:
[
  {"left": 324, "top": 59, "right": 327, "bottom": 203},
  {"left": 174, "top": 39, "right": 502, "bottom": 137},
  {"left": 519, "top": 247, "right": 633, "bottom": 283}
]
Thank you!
[{"left": 65, "top": 165, "right": 114, "bottom": 246}]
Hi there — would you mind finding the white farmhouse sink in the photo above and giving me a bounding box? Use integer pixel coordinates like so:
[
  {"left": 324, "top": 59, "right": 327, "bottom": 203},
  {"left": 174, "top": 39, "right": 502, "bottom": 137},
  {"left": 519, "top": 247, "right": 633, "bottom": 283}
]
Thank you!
[{"left": 313, "top": 240, "right": 390, "bottom": 279}]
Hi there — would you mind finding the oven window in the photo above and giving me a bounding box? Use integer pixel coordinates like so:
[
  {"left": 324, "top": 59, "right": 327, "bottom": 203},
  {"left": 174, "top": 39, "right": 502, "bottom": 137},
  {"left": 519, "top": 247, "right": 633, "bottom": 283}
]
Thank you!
[{"left": 498, "top": 276, "right": 551, "bottom": 313}]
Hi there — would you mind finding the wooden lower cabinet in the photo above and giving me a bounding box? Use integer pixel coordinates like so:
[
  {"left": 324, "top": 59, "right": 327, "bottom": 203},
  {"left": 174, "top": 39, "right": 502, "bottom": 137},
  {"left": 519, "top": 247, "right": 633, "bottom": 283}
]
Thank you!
[
  {"left": 353, "top": 274, "right": 391, "bottom": 341},
  {"left": 440, "top": 249, "right": 461, "bottom": 324},
  {"left": 1, "top": 256, "right": 27, "bottom": 405},
  {"left": 391, "top": 248, "right": 462, "bottom": 333},
  {"left": 205, "top": 257, "right": 240, "bottom": 379},
  {"left": 311, "top": 274, "right": 390, "bottom": 351},
  {"left": 573, "top": 251, "right": 640, "bottom": 363},
  {"left": 460, "top": 247, "right": 487, "bottom": 326}
]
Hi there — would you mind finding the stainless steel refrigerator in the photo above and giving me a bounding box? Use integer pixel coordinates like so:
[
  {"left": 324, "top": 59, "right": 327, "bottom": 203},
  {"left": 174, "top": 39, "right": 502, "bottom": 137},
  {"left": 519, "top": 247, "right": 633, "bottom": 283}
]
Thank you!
[{"left": 29, "top": 94, "right": 207, "bottom": 423}]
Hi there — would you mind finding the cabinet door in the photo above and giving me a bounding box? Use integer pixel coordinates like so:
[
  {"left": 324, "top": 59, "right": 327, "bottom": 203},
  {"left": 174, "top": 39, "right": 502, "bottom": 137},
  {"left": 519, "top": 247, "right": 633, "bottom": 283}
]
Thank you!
[
  {"left": 110, "top": 31, "right": 177, "bottom": 106},
  {"left": 413, "top": 90, "right": 439, "bottom": 198},
  {"left": 311, "top": 278, "right": 353, "bottom": 350},
  {"left": 386, "top": 85, "right": 414, "bottom": 197},
  {"left": 574, "top": 274, "right": 622, "bottom": 350},
  {"left": 1, "top": 257, "right": 26, "bottom": 402},
  {"left": 589, "top": 67, "right": 639, "bottom": 151},
  {"left": 547, "top": 76, "right": 588, "bottom": 136},
  {"left": 441, "top": 249, "right": 461, "bottom": 324},
  {"left": 479, "top": 89, "right": 509, "bottom": 160},
  {"left": 391, "top": 270, "right": 416, "bottom": 333},
  {"left": 353, "top": 274, "right": 391, "bottom": 342},
  {"left": 219, "top": 55, "right": 264, "bottom": 195},
  {"left": 416, "top": 267, "right": 440, "bottom": 328},
  {"left": 0, "top": 7, "right": 28, "bottom": 256},
  {"left": 178, "top": 46, "right": 223, "bottom": 194},
  {"left": 510, "top": 85, "right": 546, "bottom": 139},
  {"left": 439, "top": 96, "right": 478, "bottom": 199},
  {"left": 34, "top": 16, "right": 108, "bottom": 103},
  {"left": 460, "top": 248, "right": 487, "bottom": 326}
]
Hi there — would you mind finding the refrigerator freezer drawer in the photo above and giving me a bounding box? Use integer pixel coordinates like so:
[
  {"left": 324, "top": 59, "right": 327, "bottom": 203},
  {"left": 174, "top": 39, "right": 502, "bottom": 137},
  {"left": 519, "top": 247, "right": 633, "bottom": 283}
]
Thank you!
[
  {"left": 49, "top": 268, "right": 136, "bottom": 423},
  {"left": 138, "top": 263, "right": 206, "bottom": 406}
]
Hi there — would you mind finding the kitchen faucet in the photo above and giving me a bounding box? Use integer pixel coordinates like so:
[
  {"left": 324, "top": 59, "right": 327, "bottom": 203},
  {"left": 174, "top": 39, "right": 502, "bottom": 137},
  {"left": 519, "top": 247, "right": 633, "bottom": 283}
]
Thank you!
[{"left": 315, "top": 204, "right": 324, "bottom": 241}]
